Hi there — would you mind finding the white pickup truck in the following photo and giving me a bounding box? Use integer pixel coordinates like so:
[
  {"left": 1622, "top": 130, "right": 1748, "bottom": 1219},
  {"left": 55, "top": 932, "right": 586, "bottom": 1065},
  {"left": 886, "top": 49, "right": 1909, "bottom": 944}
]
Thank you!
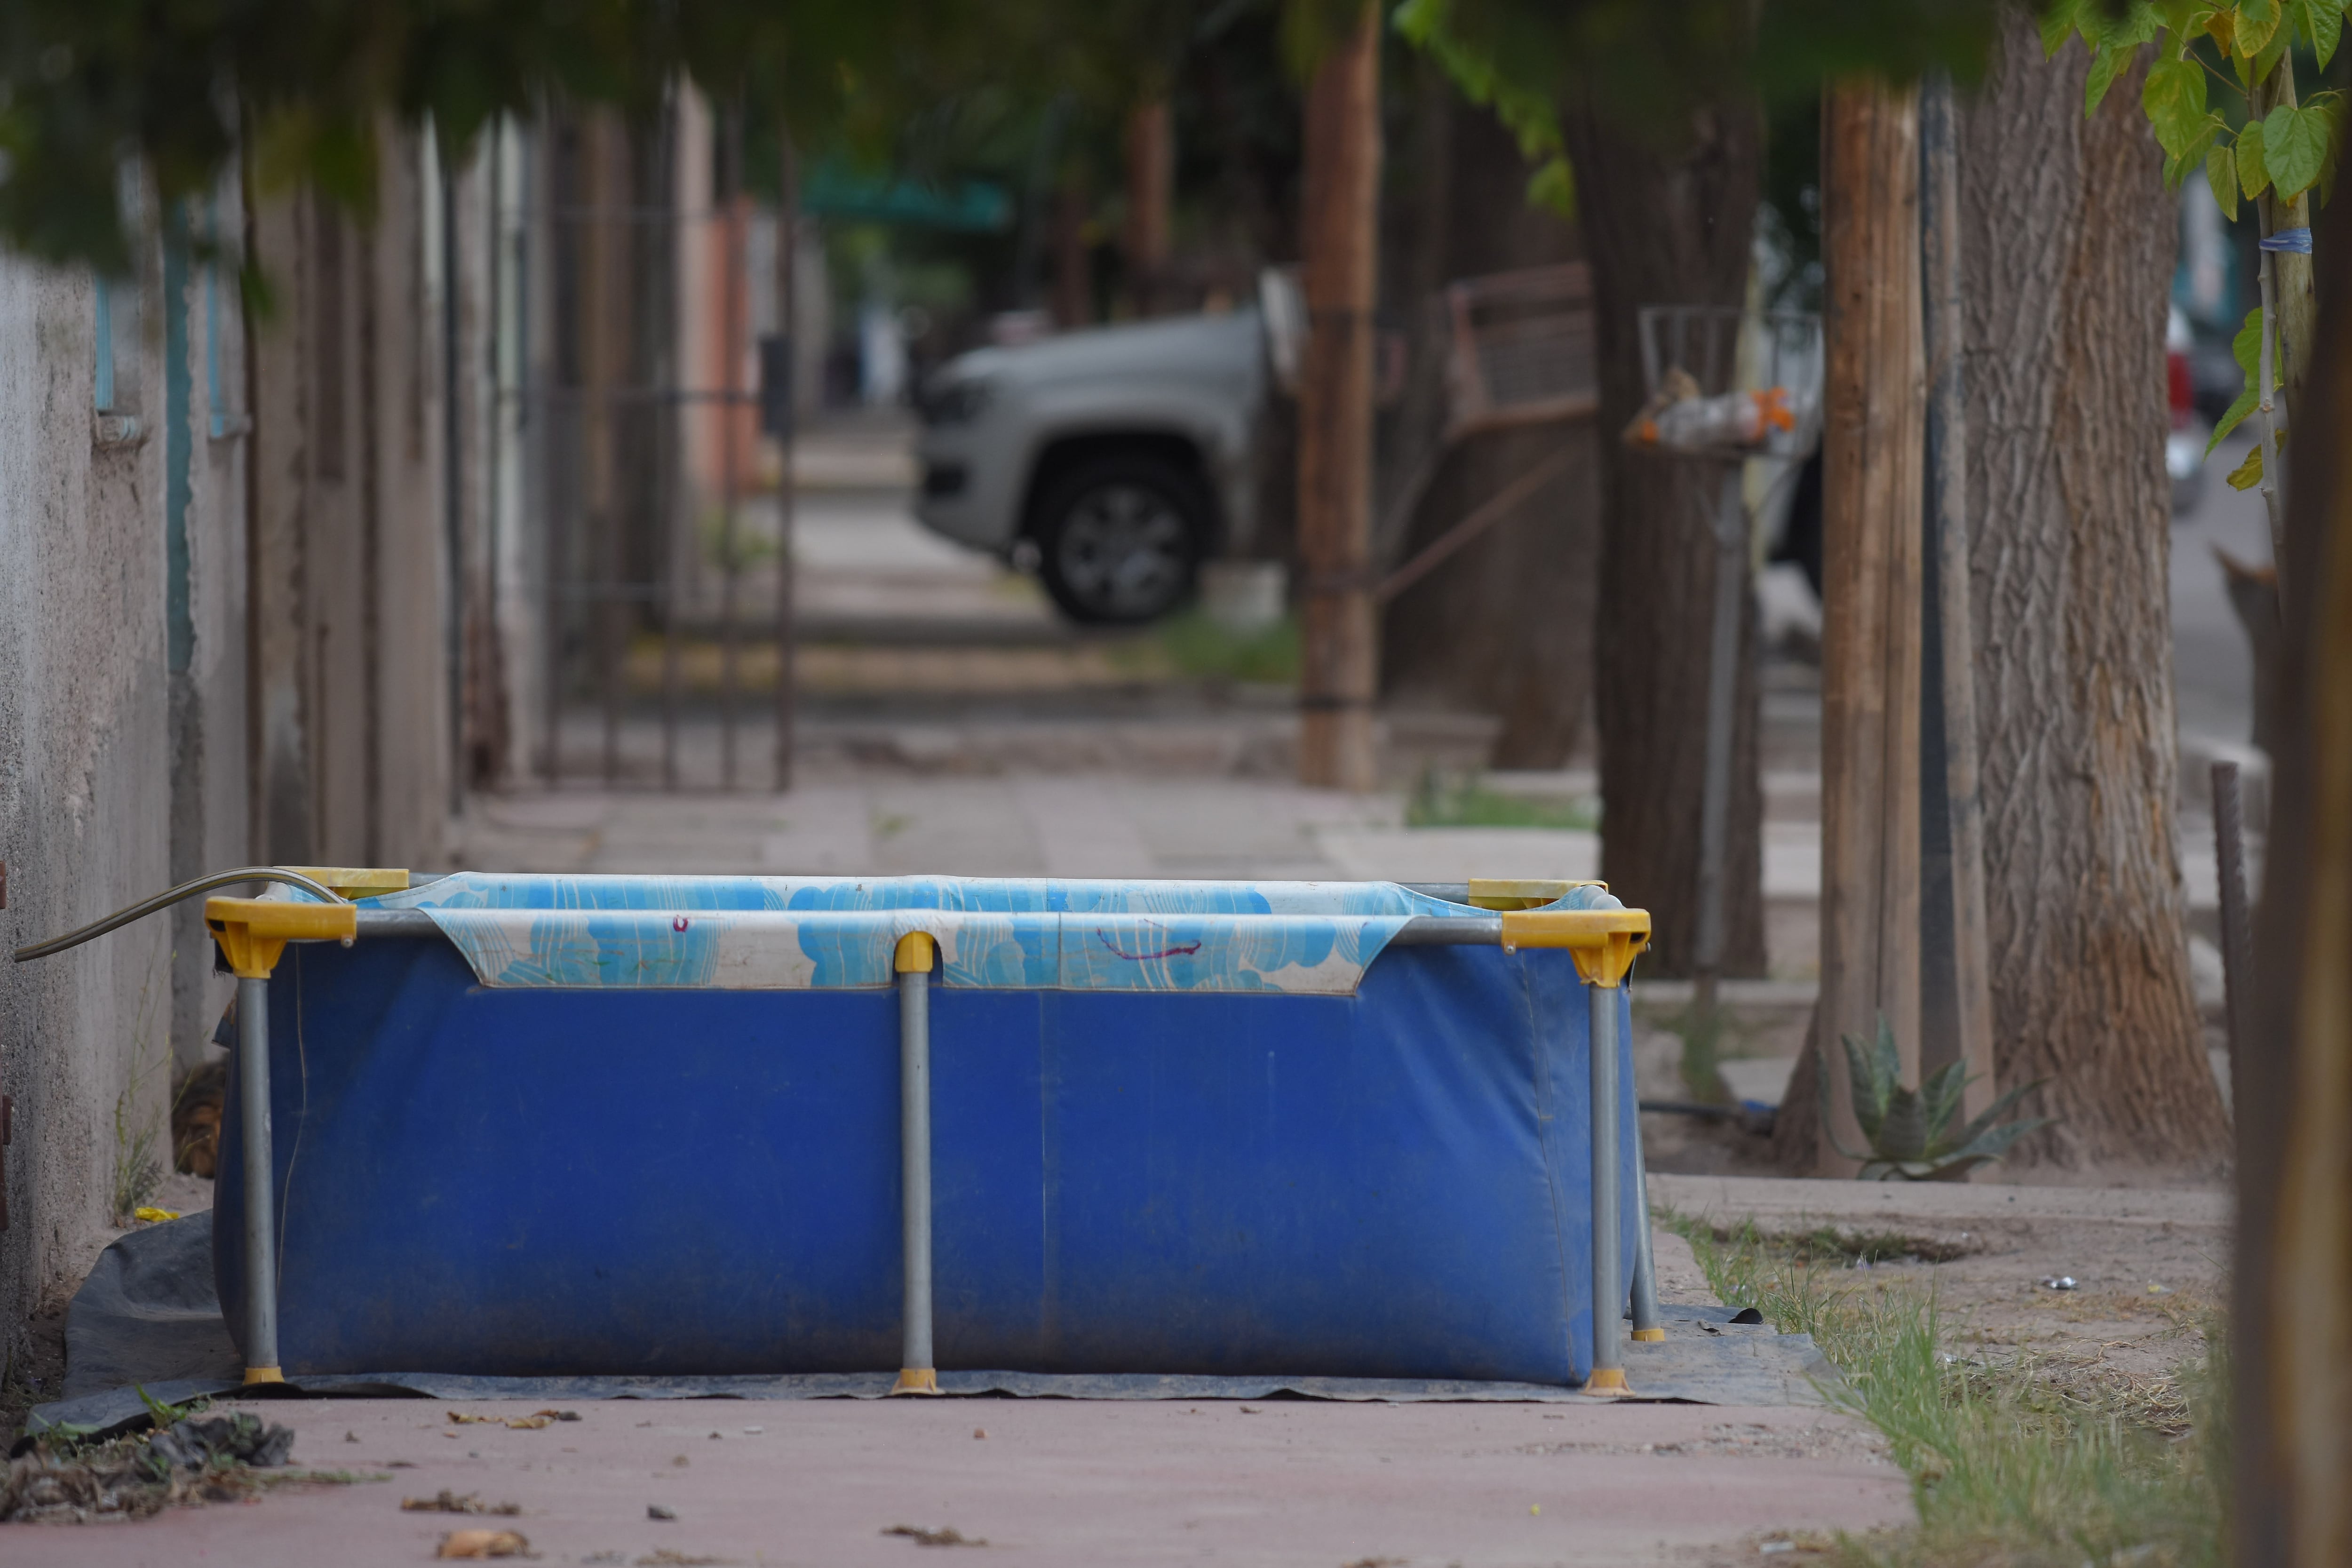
[{"left": 911, "top": 305, "right": 1279, "bottom": 624}]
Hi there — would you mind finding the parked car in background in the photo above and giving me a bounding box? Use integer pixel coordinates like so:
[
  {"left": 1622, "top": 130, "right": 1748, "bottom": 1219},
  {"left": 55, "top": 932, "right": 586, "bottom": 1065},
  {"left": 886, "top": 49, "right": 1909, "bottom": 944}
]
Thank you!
[
  {"left": 2169, "top": 305, "right": 2211, "bottom": 516},
  {"left": 913, "top": 306, "right": 1271, "bottom": 623}
]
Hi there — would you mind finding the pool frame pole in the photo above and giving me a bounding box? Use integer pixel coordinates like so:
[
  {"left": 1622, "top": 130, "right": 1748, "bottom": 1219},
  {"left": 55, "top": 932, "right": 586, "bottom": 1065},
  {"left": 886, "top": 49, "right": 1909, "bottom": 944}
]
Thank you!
[
  {"left": 1493, "top": 904, "right": 1650, "bottom": 1395},
  {"left": 1586, "top": 975, "right": 1628, "bottom": 1393},
  {"left": 202, "top": 895, "right": 358, "bottom": 1385},
  {"left": 894, "top": 932, "right": 940, "bottom": 1395},
  {"left": 235, "top": 973, "right": 283, "bottom": 1381}
]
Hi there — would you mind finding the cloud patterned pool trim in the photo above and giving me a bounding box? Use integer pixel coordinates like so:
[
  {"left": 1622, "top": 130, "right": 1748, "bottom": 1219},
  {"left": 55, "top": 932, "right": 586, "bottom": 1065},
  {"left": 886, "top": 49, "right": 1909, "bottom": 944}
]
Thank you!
[{"left": 425, "top": 908, "right": 1419, "bottom": 995}]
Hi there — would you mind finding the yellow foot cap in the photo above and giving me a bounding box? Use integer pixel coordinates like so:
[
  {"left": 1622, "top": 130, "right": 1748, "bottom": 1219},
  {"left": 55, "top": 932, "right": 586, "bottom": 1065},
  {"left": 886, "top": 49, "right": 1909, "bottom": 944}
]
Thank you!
[
  {"left": 243, "top": 1366, "right": 286, "bottom": 1385},
  {"left": 892, "top": 1368, "right": 940, "bottom": 1395},
  {"left": 1582, "top": 1366, "right": 1632, "bottom": 1396},
  {"left": 1630, "top": 1327, "right": 1667, "bottom": 1342}
]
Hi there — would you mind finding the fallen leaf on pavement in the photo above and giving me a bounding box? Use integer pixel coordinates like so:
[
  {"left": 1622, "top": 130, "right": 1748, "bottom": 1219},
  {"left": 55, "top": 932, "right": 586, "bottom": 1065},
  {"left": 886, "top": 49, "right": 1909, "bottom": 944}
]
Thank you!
[
  {"left": 405, "top": 1490, "right": 521, "bottom": 1515},
  {"left": 882, "top": 1524, "right": 987, "bottom": 1547},
  {"left": 436, "top": 1528, "right": 532, "bottom": 1559}
]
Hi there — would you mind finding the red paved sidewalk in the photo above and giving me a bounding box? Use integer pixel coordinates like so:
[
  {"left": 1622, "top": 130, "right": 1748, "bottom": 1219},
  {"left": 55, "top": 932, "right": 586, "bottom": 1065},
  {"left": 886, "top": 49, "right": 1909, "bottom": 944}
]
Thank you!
[{"left": 5, "top": 1394, "right": 1907, "bottom": 1566}]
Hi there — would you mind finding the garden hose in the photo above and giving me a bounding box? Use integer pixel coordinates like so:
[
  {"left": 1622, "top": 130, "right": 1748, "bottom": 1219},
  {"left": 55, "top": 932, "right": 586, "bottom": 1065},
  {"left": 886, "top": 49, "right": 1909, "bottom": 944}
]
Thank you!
[{"left": 11, "top": 868, "right": 350, "bottom": 963}]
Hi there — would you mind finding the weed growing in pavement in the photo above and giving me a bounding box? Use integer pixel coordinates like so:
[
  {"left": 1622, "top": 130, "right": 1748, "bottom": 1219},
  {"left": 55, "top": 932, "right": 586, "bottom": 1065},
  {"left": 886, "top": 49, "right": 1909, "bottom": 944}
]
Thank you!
[
  {"left": 1135, "top": 607, "right": 1300, "bottom": 686},
  {"left": 1404, "top": 766, "right": 1597, "bottom": 830},
  {"left": 1661, "top": 1211, "right": 2225, "bottom": 1568},
  {"left": 110, "top": 962, "right": 168, "bottom": 1225}
]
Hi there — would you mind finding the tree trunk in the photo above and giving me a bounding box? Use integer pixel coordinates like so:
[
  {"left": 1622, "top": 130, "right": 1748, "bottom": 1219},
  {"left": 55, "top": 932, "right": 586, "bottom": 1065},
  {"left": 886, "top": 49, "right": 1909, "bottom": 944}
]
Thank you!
[
  {"left": 1123, "top": 100, "right": 1172, "bottom": 318},
  {"left": 1296, "top": 3, "right": 1381, "bottom": 792},
  {"left": 1815, "top": 79, "right": 1925, "bottom": 1173},
  {"left": 1380, "top": 89, "right": 1601, "bottom": 768},
  {"left": 1558, "top": 103, "right": 1765, "bottom": 976},
  {"left": 1955, "top": 18, "right": 2229, "bottom": 1168},
  {"left": 2236, "top": 103, "right": 2352, "bottom": 1565}
]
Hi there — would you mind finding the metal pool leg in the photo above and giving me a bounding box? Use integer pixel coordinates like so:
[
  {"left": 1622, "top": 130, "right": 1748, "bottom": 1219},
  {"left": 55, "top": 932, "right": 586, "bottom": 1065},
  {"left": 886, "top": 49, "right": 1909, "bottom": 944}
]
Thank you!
[
  {"left": 1586, "top": 973, "right": 1629, "bottom": 1394},
  {"left": 1629, "top": 1136, "right": 1665, "bottom": 1343},
  {"left": 234, "top": 973, "right": 283, "bottom": 1382},
  {"left": 203, "top": 896, "right": 361, "bottom": 1387},
  {"left": 894, "top": 932, "right": 939, "bottom": 1395}
]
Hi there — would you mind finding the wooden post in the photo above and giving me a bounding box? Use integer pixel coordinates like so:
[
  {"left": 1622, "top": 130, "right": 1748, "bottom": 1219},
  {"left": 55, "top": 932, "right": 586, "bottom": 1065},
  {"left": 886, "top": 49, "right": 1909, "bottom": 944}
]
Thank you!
[
  {"left": 1916, "top": 72, "right": 1996, "bottom": 1130},
  {"left": 1817, "top": 80, "right": 1925, "bottom": 1173},
  {"left": 1123, "top": 100, "right": 1172, "bottom": 318},
  {"left": 2236, "top": 150, "right": 2352, "bottom": 1568},
  {"left": 1296, "top": 1, "right": 1381, "bottom": 793}
]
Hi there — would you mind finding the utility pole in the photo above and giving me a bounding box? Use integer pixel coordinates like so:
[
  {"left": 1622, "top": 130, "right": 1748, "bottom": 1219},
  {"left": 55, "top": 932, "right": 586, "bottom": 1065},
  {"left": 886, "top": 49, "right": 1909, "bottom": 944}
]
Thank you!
[
  {"left": 1296, "top": 1, "right": 1381, "bottom": 792},
  {"left": 1816, "top": 79, "right": 1925, "bottom": 1173}
]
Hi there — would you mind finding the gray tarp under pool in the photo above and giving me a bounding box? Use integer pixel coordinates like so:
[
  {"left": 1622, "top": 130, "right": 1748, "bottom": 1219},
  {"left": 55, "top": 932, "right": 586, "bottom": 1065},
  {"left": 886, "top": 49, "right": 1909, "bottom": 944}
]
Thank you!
[{"left": 27, "top": 1216, "right": 1839, "bottom": 1441}]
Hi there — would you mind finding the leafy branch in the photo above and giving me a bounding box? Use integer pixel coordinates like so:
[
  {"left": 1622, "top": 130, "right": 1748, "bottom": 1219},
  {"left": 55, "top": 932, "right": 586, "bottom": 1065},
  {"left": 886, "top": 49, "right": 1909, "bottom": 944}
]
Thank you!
[{"left": 2045, "top": 0, "right": 2340, "bottom": 556}]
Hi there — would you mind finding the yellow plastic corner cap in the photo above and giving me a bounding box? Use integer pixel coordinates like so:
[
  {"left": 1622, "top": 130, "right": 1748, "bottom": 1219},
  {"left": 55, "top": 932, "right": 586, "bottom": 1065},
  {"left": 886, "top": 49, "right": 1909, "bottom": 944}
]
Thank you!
[
  {"left": 282, "top": 866, "right": 409, "bottom": 899},
  {"left": 205, "top": 896, "right": 358, "bottom": 979},
  {"left": 1466, "top": 878, "right": 1605, "bottom": 911},
  {"left": 1495, "top": 907, "right": 1651, "bottom": 987},
  {"left": 894, "top": 931, "right": 937, "bottom": 973}
]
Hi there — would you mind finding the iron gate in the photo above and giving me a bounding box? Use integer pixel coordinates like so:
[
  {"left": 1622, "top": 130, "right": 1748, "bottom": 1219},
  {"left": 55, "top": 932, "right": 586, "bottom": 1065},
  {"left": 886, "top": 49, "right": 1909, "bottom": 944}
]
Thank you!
[{"left": 523, "top": 100, "right": 794, "bottom": 791}]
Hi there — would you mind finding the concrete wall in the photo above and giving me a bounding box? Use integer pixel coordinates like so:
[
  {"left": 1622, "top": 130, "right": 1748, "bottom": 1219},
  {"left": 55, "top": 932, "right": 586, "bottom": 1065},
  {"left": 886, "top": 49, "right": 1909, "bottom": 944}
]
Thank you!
[
  {"left": 247, "top": 136, "right": 456, "bottom": 876},
  {"left": 0, "top": 239, "right": 186, "bottom": 1372},
  {"left": 6, "top": 138, "right": 481, "bottom": 1380}
]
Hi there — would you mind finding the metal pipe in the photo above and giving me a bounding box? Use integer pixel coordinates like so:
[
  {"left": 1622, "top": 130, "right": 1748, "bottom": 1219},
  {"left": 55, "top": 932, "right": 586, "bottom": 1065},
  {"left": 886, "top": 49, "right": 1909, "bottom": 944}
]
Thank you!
[
  {"left": 237, "top": 973, "right": 283, "bottom": 1382},
  {"left": 1586, "top": 978, "right": 1627, "bottom": 1393},
  {"left": 13, "top": 867, "right": 348, "bottom": 963},
  {"left": 894, "top": 934, "right": 938, "bottom": 1393},
  {"left": 1690, "top": 463, "right": 1747, "bottom": 1023},
  {"left": 1628, "top": 1106, "right": 1663, "bottom": 1342}
]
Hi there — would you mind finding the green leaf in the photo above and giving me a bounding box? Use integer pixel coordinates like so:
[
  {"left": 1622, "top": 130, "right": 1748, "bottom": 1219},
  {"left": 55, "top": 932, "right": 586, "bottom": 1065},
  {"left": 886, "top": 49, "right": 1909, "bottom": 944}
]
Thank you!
[
  {"left": 1840, "top": 1031, "right": 1886, "bottom": 1142},
  {"left": 1878, "top": 1085, "right": 1930, "bottom": 1163},
  {"left": 2265, "top": 101, "right": 2330, "bottom": 198},
  {"left": 1951, "top": 1075, "right": 2055, "bottom": 1156},
  {"left": 2240, "top": 116, "right": 2273, "bottom": 197},
  {"left": 2239, "top": 0, "right": 2287, "bottom": 54},
  {"left": 2144, "top": 58, "right": 2210, "bottom": 157},
  {"left": 1524, "top": 156, "right": 1573, "bottom": 218},
  {"left": 2209, "top": 141, "right": 2241, "bottom": 218},
  {"left": 2209, "top": 306, "right": 2267, "bottom": 450},
  {"left": 2087, "top": 43, "right": 2131, "bottom": 114},
  {"left": 2042, "top": 0, "right": 2093, "bottom": 55},
  {"left": 2108, "top": 1, "right": 2168, "bottom": 46},
  {"left": 2225, "top": 426, "right": 2286, "bottom": 490},
  {"left": 2299, "top": 0, "right": 2346, "bottom": 65}
]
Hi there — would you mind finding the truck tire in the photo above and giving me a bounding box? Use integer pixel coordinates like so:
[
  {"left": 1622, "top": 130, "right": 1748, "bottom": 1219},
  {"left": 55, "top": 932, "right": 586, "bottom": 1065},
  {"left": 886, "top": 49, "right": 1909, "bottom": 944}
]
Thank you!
[{"left": 1031, "top": 452, "right": 1210, "bottom": 624}]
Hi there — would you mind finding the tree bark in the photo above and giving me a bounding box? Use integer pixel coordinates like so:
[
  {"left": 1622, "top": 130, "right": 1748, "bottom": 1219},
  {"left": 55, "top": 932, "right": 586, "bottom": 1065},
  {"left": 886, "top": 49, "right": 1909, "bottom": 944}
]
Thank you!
[
  {"left": 1955, "top": 19, "right": 2229, "bottom": 1168},
  {"left": 1558, "top": 102, "right": 1765, "bottom": 975},
  {"left": 1296, "top": 3, "right": 1381, "bottom": 792},
  {"left": 1381, "top": 88, "right": 1600, "bottom": 767},
  {"left": 1816, "top": 79, "right": 1925, "bottom": 1174},
  {"left": 1123, "top": 99, "right": 1172, "bottom": 318},
  {"left": 2235, "top": 65, "right": 2352, "bottom": 1567}
]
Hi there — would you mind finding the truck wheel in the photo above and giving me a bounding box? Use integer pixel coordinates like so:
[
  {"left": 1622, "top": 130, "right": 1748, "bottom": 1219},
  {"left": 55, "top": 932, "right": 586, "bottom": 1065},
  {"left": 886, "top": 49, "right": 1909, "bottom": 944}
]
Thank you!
[{"left": 1032, "top": 454, "right": 1209, "bottom": 624}]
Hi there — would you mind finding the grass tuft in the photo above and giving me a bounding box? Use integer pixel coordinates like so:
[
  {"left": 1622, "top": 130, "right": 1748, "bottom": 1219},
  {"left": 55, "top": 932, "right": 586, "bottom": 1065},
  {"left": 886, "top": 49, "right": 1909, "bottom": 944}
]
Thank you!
[
  {"left": 1405, "top": 767, "right": 1597, "bottom": 830},
  {"left": 1662, "top": 1211, "right": 2224, "bottom": 1568}
]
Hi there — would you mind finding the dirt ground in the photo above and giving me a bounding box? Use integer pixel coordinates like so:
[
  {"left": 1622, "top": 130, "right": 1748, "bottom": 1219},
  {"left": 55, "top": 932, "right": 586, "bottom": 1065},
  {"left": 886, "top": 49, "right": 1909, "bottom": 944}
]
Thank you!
[{"left": 1652, "top": 1173, "right": 2230, "bottom": 1405}]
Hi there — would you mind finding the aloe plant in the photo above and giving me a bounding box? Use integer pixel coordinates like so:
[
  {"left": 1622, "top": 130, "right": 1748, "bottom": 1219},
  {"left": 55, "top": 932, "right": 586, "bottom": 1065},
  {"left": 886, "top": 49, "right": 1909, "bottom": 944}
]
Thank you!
[{"left": 1820, "top": 1016, "right": 2052, "bottom": 1181}]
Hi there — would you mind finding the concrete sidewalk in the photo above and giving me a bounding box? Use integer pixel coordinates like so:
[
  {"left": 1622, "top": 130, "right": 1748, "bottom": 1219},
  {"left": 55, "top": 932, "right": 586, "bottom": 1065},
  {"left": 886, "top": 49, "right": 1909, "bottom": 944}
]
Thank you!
[{"left": 5, "top": 1395, "right": 1904, "bottom": 1567}]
